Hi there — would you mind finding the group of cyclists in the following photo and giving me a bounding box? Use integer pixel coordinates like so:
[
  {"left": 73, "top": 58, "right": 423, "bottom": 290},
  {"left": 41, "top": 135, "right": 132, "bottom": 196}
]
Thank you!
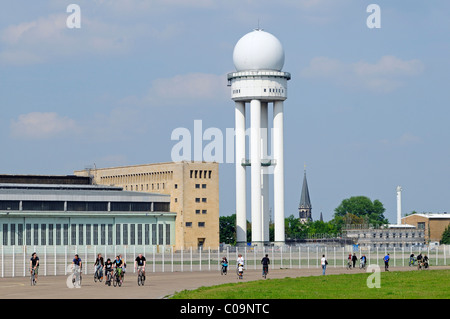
[
  {"left": 28, "top": 252, "right": 146, "bottom": 286},
  {"left": 409, "top": 253, "right": 429, "bottom": 269}
]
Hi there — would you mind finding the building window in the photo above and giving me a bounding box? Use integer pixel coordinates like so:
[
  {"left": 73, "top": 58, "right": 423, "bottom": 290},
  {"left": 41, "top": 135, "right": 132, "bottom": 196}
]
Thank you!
[
  {"left": 93, "top": 224, "right": 99, "bottom": 245},
  {"left": 63, "top": 224, "right": 69, "bottom": 245},
  {"left": 86, "top": 224, "right": 91, "bottom": 245},
  {"left": 78, "top": 224, "right": 83, "bottom": 245},
  {"left": 138, "top": 224, "right": 142, "bottom": 245},
  {"left": 186, "top": 222, "right": 192, "bottom": 227},
  {"left": 101, "top": 224, "right": 106, "bottom": 245},
  {"left": 152, "top": 224, "right": 157, "bottom": 245},
  {"left": 418, "top": 222, "right": 425, "bottom": 230},
  {"left": 158, "top": 224, "right": 164, "bottom": 245},
  {"left": 166, "top": 224, "right": 170, "bottom": 245},
  {"left": 130, "top": 224, "right": 135, "bottom": 245},
  {"left": 198, "top": 222, "right": 205, "bottom": 228},
  {"left": 202, "top": 184, "right": 207, "bottom": 189},
  {"left": 116, "top": 224, "right": 121, "bottom": 245},
  {"left": 108, "top": 224, "right": 113, "bottom": 245},
  {"left": 34, "top": 224, "right": 39, "bottom": 245},
  {"left": 196, "top": 210, "right": 200, "bottom": 214},
  {"left": 202, "top": 210, "right": 207, "bottom": 214},
  {"left": 209, "top": 171, "right": 212, "bottom": 179},
  {"left": 18, "top": 224, "right": 23, "bottom": 246},
  {"left": 195, "top": 184, "right": 200, "bottom": 189},
  {"left": 41, "top": 224, "right": 46, "bottom": 246},
  {"left": 202, "top": 198, "right": 207, "bottom": 203},
  {"left": 195, "top": 198, "right": 200, "bottom": 203},
  {"left": 2, "top": 224, "right": 7, "bottom": 245},
  {"left": 175, "top": 184, "right": 178, "bottom": 189},
  {"left": 123, "top": 224, "right": 128, "bottom": 245},
  {"left": 145, "top": 224, "right": 150, "bottom": 245}
]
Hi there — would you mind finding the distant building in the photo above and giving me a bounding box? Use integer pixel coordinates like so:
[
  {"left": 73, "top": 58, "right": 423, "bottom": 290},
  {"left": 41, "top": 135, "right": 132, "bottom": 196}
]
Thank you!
[
  {"left": 75, "top": 161, "right": 219, "bottom": 250},
  {"left": 298, "top": 170, "right": 312, "bottom": 223},
  {"left": 345, "top": 225, "right": 425, "bottom": 249},
  {"left": 402, "top": 213, "right": 450, "bottom": 243}
]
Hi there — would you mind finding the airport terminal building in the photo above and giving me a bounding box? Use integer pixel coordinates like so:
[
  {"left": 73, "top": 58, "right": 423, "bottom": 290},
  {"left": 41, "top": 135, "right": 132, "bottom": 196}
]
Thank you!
[{"left": 0, "top": 178, "right": 176, "bottom": 249}]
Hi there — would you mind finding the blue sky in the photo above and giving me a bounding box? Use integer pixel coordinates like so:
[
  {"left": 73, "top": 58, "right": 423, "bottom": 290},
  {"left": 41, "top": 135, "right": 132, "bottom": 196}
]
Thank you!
[{"left": 0, "top": 1, "right": 449, "bottom": 224}]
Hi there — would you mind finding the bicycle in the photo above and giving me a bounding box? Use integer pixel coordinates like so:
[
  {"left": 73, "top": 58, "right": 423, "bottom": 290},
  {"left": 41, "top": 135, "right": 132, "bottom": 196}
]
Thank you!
[
  {"left": 94, "top": 266, "right": 103, "bottom": 283},
  {"left": 346, "top": 260, "right": 352, "bottom": 269},
  {"left": 137, "top": 267, "right": 145, "bottom": 286},
  {"left": 71, "top": 266, "right": 82, "bottom": 287},
  {"left": 359, "top": 261, "right": 366, "bottom": 270},
  {"left": 113, "top": 268, "right": 122, "bottom": 287},
  {"left": 30, "top": 268, "right": 37, "bottom": 286},
  {"left": 221, "top": 263, "right": 228, "bottom": 275},
  {"left": 105, "top": 270, "right": 113, "bottom": 286},
  {"left": 409, "top": 258, "right": 417, "bottom": 267}
]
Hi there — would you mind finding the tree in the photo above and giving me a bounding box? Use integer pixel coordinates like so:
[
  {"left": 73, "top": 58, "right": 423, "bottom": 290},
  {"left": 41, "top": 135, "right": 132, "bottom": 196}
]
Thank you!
[
  {"left": 441, "top": 225, "right": 450, "bottom": 244},
  {"left": 334, "top": 196, "right": 388, "bottom": 226},
  {"left": 219, "top": 214, "right": 236, "bottom": 245}
]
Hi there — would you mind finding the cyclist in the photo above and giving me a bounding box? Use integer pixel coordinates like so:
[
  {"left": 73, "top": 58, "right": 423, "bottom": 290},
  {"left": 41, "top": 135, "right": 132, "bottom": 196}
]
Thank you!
[
  {"left": 113, "top": 255, "right": 124, "bottom": 284},
  {"left": 103, "top": 258, "right": 113, "bottom": 285},
  {"left": 409, "top": 253, "right": 415, "bottom": 266},
  {"left": 221, "top": 256, "right": 228, "bottom": 275},
  {"left": 29, "top": 252, "right": 40, "bottom": 284},
  {"left": 261, "top": 254, "right": 270, "bottom": 277},
  {"left": 360, "top": 254, "right": 367, "bottom": 269},
  {"left": 119, "top": 254, "right": 126, "bottom": 280},
  {"left": 237, "top": 263, "right": 244, "bottom": 279},
  {"left": 72, "top": 254, "right": 82, "bottom": 285},
  {"left": 94, "top": 253, "right": 104, "bottom": 279},
  {"left": 134, "top": 253, "right": 146, "bottom": 281}
]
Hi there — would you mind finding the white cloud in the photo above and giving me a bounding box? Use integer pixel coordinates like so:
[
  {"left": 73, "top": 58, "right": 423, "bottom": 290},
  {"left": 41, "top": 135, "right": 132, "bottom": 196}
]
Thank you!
[
  {"left": 10, "top": 112, "right": 80, "bottom": 140},
  {"left": 146, "top": 72, "right": 229, "bottom": 105},
  {"left": 301, "top": 55, "right": 424, "bottom": 93}
]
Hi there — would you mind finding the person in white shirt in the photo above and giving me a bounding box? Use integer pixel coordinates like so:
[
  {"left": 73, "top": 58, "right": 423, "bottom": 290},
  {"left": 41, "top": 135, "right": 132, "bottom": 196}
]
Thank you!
[
  {"left": 237, "top": 254, "right": 244, "bottom": 268},
  {"left": 321, "top": 254, "right": 328, "bottom": 275}
]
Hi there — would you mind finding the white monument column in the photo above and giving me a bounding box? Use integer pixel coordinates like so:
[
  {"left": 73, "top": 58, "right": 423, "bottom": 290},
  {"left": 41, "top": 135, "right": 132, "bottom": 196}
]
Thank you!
[
  {"left": 228, "top": 29, "right": 290, "bottom": 246},
  {"left": 250, "top": 99, "right": 262, "bottom": 244},
  {"left": 235, "top": 101, "right": 247, "bottom": 245},
  {"left": 261, "top": 102, "right": 270, "bottom": 243},
  {"left": 396, "top": 186, "right": 402, "bottom": 225},
  {"left": 273, "top": 100, "right": 285, "bottom": 244}
]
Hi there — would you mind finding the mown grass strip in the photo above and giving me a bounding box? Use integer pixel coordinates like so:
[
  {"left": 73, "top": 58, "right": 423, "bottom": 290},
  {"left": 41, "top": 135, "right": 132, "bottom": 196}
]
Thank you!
[{"left": 170, "top": 269, "right": 450, "bottom": 299}]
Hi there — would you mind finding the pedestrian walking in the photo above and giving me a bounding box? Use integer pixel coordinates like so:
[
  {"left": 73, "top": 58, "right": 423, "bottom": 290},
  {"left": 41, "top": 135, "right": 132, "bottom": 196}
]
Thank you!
[
  {"left": 321, "top": 255, "right": 328, "bottom": 275},
  {"left": 384, "top": 253, "right": 390, "bottom": 271}
]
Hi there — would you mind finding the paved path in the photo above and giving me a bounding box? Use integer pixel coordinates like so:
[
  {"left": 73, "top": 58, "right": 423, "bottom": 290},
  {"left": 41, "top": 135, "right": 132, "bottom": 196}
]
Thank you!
[{"left": 0, "top": 266, "right": 448, "bottom": 299}]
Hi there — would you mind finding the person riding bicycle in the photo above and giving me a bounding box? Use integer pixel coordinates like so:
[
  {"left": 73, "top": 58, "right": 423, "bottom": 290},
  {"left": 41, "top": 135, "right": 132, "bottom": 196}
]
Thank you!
[
  {"left": 135, "top": 253, "right": 146, "bottom": 280},
  {"left": 72, "top": 254, "right": 82, "bottom": 285},
  {"left": 94, "top": 253, "right": 104, "bottom": 279},
  {"left": 360, "top": 254, "right": 367, "bottom": 268},
  {"left": 113, "top": 255, "right": 124, "bottom": 284},
  {"left": 423, "top": 255, "right": 429, "bottom": 268},
  {"left": 104, "top": 258, "right": 113, "bottom": 284},
  {"left": 237, "top": 263, "right": 244, "bottom": 279},
  {"left": 261, "top": 254, "right": 270, "bottom": 277},
  {"left": 221, "top": 256, "right": 228, "bottom": 274},
  {"left": 30, "top": 252, "right": 40, "bottom": 284},
  {"left": 409, "top": 253, "right": 415, "bottom": 266}
]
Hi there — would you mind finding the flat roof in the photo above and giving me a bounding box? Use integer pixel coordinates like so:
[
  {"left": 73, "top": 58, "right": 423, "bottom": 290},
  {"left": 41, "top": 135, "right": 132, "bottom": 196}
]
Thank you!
[
  {"left": 0, "top": 183, "right": 170, "bottom": 203},
  {"left": 403, "top": 213, "right": 450, "bottom": 219}
]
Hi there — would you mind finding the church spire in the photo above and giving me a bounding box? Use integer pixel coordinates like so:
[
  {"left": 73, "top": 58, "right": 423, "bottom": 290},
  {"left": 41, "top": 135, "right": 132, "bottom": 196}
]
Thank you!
[{"left": 299, "top": 167, "right": 312, "bottom": 223}]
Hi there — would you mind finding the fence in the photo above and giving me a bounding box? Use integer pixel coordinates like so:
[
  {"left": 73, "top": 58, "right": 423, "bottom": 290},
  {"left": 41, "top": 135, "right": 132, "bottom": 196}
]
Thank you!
[{"left": 1, "top": 244, "right": 448, "bottom": 278}]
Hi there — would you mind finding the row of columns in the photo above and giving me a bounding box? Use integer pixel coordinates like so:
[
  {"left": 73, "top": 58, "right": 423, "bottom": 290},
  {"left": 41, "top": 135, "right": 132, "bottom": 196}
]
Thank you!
[{"left": 235, "top": 100, "right": 285, "bottom": 245}]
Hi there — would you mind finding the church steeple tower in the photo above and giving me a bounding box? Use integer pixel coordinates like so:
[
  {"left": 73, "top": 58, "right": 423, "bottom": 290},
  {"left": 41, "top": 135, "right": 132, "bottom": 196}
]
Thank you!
[{"left": 298, "top": 166, "right": 312, "bottom": 223}]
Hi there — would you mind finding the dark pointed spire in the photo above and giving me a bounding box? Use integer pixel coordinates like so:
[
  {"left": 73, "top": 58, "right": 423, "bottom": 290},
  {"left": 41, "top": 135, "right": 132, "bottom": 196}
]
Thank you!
[{"left": 299, "top": 166, "right": 312, "bottom": 223}]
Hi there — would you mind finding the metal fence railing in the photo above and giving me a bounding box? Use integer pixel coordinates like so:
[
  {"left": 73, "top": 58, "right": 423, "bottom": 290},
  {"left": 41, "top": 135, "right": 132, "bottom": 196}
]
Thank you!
[{"left": 1, "top": 244, "right": 448, "bottom": 278}]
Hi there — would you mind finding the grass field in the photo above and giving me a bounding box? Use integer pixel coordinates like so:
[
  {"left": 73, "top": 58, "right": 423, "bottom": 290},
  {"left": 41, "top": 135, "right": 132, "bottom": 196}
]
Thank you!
[{"left": 170, "top": 269, "right": 450, "bottom": 299}]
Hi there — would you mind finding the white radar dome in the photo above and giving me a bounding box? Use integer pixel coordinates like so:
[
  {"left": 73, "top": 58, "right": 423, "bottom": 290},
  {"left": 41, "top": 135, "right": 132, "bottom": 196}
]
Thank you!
[{"left": 233, "top": 29, "right": 285, "bottom": 72}]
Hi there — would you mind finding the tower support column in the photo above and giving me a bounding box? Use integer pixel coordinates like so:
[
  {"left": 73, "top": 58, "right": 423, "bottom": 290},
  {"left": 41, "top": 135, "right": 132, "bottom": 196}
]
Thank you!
[
  {"left": 235, "top": 101, "right": 247, "bottom": 245},
  {"left": 273, "top": 101, "right": 285, "bottom": 244},
  {"left": 250, "top": 99, "right": 262, "bottom": 245},
  {"left": 261, "top": 102, "right": 270, "bottom": 244}
]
